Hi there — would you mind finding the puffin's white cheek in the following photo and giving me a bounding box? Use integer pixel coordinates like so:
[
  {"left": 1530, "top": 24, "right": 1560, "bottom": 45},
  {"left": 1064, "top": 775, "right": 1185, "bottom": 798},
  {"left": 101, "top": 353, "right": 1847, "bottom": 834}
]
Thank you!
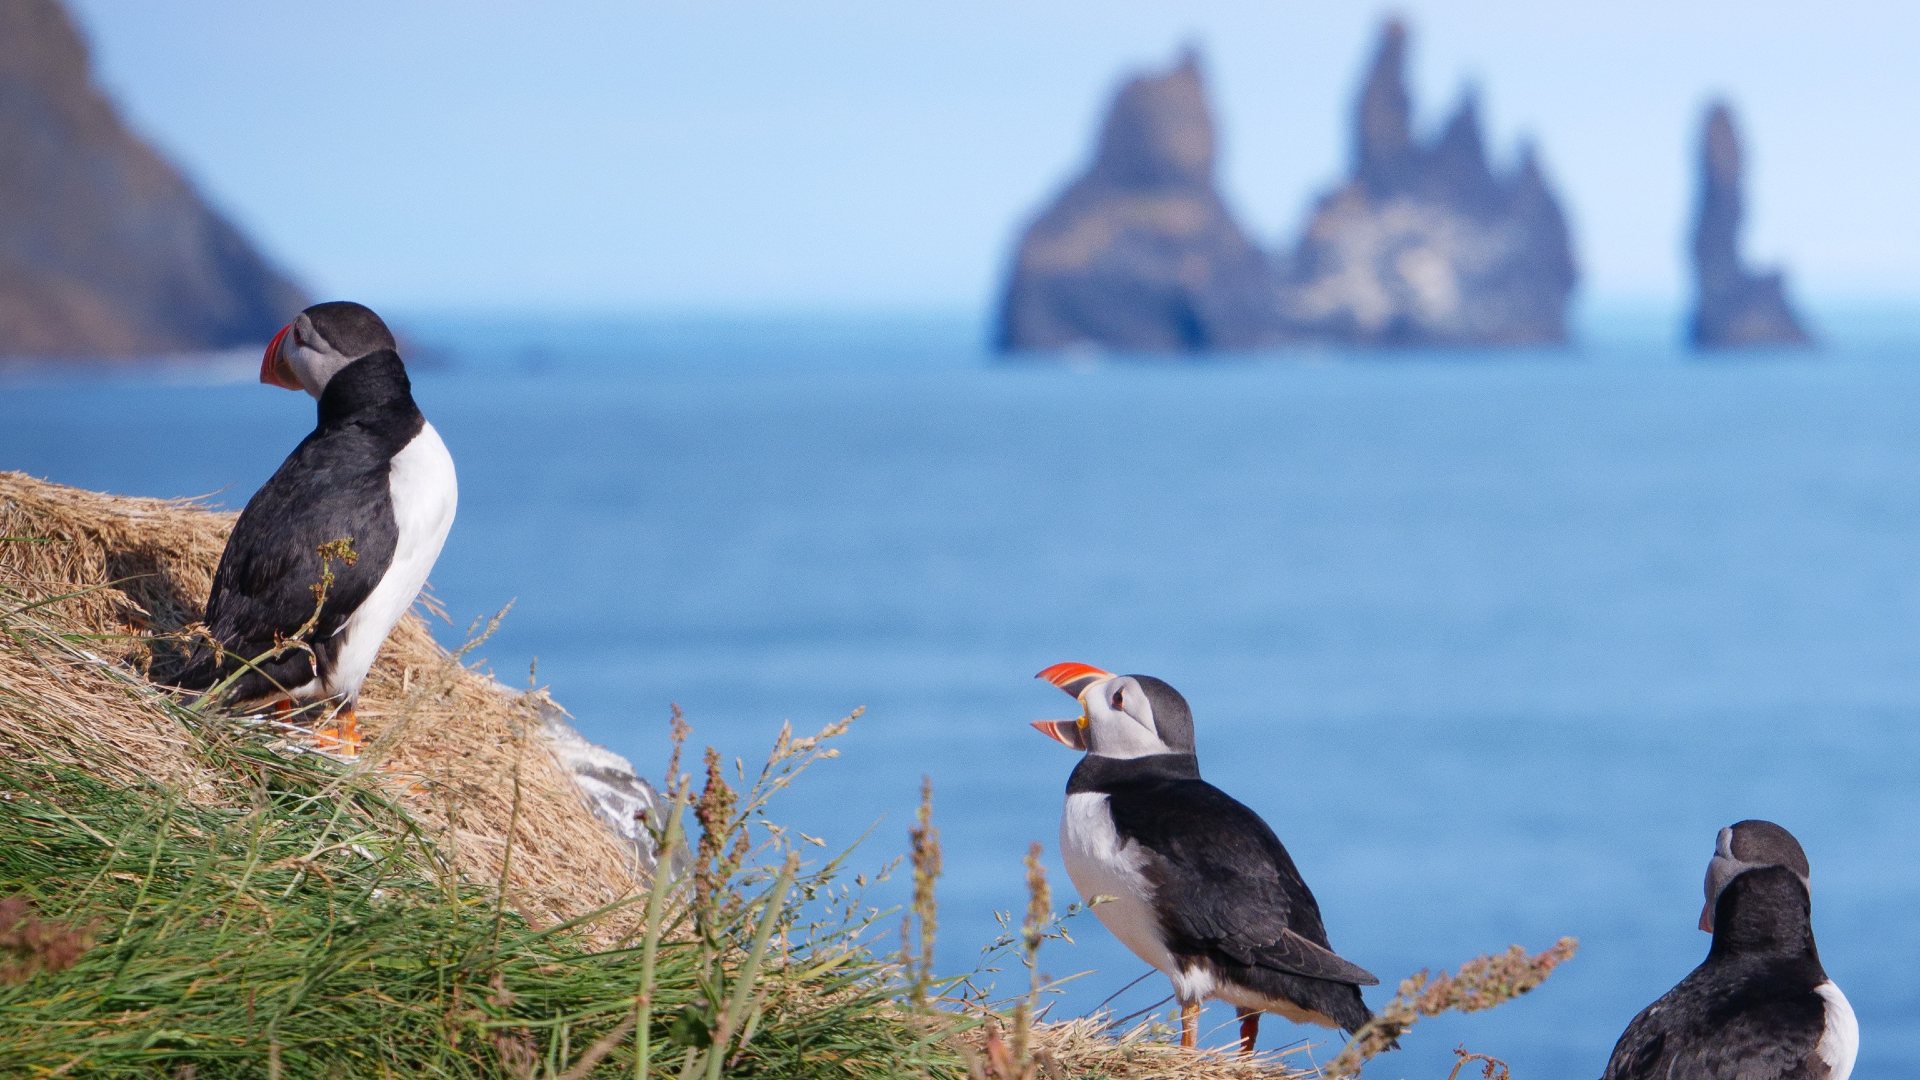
[
  {"left": 292, "top": 346, "right": 339, "bottom": 397},
  {"left": 286, "top": 347, "right": 315, "bottom": 394}
]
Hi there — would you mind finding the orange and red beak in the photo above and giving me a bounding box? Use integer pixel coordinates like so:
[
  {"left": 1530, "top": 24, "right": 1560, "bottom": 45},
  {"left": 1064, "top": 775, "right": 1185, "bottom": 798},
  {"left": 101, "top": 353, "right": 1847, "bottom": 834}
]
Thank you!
[
  {"left": 1036, "top": 661, "right": 1113, "bottom": 698},
  {"left": 260, "top": 323, "right": 299, "bottom": 390},
  {"left": 1030, "top": 661, "right": 1115, "bottom": 751},
  {"left": 1029, "top": 718, "right": 1088, "bottom": 750}
]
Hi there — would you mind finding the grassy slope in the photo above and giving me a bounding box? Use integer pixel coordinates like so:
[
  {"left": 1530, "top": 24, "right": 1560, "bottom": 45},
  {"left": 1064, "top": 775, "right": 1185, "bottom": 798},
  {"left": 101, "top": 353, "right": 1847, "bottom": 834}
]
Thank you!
[
  {"left": 0, "top": 631, "right": 964, "bottom": 1078},
  {"left": 0, "top": 587, "right": 1306, "bottom": 1080}
]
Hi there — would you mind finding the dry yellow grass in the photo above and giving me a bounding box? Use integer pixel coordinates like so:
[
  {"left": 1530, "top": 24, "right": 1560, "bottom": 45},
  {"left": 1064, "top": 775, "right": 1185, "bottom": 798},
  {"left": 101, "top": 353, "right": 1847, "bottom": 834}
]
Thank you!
[
  {"left": 0, "top": 469, "right": 639, "bottom": 928},
  {"left": 964, "top": 1015, "right": 1318, "bottom": 1079}
]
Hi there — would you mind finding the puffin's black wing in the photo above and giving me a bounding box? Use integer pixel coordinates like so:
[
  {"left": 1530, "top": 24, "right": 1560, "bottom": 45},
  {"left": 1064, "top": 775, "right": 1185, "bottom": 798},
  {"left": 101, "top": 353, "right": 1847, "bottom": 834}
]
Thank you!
[
  {"left": 176, "top": 423, "right": 400, "bottom": 697},
  {"left": 1104, "top": 775, "right": 1378, "bottom": 986},
  {"left": 1600, "top": 960, "right": 1830, "bottom": 1080}
]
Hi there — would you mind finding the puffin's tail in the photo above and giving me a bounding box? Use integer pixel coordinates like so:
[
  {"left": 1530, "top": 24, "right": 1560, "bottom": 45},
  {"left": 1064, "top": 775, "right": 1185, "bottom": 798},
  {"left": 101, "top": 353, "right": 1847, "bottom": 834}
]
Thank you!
[
  {"left": 168, "top": 644, "right": 223, "bottom": 695},
  {"left": 1231, "top": 964, "right": 1394, "bottom": 1047},
  {"left": 1326, "top": 982, "right": 1379, "bottom": 1040},
  {"left": 167, "top": 641, "right": 312, "bottom": 707},
  {"left": 1343, "top": 996, "right": 1401, "bottom": 1051}
]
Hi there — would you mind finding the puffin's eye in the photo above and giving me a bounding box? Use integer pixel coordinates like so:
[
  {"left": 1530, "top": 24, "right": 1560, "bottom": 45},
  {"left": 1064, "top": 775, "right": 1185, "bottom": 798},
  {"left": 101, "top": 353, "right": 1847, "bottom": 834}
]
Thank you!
[{"left": 1110, "top": 689, "right": 1124, "bottom": 710}]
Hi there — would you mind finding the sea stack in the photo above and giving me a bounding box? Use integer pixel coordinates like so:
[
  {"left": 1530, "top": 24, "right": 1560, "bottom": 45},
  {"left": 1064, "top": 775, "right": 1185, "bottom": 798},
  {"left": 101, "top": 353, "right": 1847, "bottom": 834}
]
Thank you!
[
  {"left": 1687, "top": 102, "right": 1813, "bottom": 349},
  {"left": 0, "top": 0, "right": 303, "bottom": 359},
  {"left": 1276, "top": 20, "right": 1578, "bottom": 346},
  {"left": 994, "top": 50, "right": 1284, "bottom": 353},
  {"left": 994, "top": 22, "right": 1582, "bottom": 354}
]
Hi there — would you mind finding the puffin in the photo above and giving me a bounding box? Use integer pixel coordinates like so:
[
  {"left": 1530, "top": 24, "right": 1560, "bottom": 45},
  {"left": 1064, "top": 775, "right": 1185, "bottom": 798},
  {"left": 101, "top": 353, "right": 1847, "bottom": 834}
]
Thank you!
[
  {"left": 173, "top": 301, "right": 457, "bottom": 755},
  {"left": 1600, "top": 820, "right": 1857, "bottom": 1080},
  {"left": 1029, "top": 662, "right": 1379, "bottom": 1054}
]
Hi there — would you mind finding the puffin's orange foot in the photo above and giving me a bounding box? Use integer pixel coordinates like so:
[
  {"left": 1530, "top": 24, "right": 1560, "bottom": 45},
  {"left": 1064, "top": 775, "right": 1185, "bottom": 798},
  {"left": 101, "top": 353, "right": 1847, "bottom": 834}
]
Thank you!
[
  {"left": 1180, "top": 1001, "right": 1199, "bottom": 1050},
  {"left": 1237, "top": 1008, "right": 1260, "bottom": 1055},
  {"left": 312, "top": 707, "right": 363, "bottom": 758}
]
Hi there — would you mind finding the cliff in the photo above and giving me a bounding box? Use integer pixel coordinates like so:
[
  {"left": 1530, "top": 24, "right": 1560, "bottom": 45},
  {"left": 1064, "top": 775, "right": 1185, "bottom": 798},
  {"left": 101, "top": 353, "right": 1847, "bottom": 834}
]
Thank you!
[
  {"left": 0, "top": 0, "right": 303, "bottom": 359},
  {"left": 993, "top": 51, "right": 1285, "bottom": 353},
  {"left": 1276, "top": 21, "right": 1579, "bottom": 346},
  {"left": 1687, "top": 101, "right": 1813, "bottom": 349}
]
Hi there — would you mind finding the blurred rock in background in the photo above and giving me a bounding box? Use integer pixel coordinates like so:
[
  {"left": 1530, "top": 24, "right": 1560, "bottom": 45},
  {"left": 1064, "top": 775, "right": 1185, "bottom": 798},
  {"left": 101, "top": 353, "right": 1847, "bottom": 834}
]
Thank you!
[
  {"left": 1277, "top": 20, "right": 1578, "bottom": 348},
  {"left": 997, "top": 19, "right": 1581, "bottom": 353},
  {"left": 1687, "top": 101, "right": 1813, "bottom": 350},
  {"left": 993, "top": 50, "right": 1286, "bottom": 353},
  {"left": 0, "top": 0, "right": 303, "bottom": 360}
]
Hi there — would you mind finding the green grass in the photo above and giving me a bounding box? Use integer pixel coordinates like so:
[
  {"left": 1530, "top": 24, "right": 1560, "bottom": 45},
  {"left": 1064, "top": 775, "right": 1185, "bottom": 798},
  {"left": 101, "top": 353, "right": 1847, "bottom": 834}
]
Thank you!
[{"left": 0, "top": 693, "right": 967, "bottom": 1078}]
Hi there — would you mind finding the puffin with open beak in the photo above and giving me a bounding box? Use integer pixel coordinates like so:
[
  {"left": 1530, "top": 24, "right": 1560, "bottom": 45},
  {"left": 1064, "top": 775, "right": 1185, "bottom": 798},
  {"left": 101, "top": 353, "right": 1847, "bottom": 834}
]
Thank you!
[
  {"left": 1600, "top": 820, "right": 1857, "bottom": 1079},
  {"left": 1031, "top": 662, "right": 1379, "bottom": 1054},
  {"left": 172, "top": 301, "right": 457, "bottom": 756}
]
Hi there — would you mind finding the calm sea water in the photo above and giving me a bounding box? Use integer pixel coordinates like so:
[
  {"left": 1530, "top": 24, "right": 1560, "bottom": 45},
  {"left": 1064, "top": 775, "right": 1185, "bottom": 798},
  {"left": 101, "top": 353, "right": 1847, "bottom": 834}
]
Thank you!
[{"left": 5, "top": 308, "right": 1918, "bottom": 1076}]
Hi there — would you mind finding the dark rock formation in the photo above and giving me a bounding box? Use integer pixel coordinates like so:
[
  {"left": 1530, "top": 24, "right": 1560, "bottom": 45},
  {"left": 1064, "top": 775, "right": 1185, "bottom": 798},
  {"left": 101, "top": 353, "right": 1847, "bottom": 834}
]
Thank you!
[
  {"left": 1351, "top": 20, "right": 1416, "bottom": 194},
  {"left": 0, "top": 0, "right": 303, "bottom": 359},
  {"left": 1687, "top": 102, "right": 1812, "bottom": 349},
  {"left": 993, "top": 50, "right": 1285, "bottom": 352},
  {"left": 995, "top": 23, "right": 1581, "bottom": 353},
  {"left": 1276, "top": 21, "right": 1578, "bottom": 346}
]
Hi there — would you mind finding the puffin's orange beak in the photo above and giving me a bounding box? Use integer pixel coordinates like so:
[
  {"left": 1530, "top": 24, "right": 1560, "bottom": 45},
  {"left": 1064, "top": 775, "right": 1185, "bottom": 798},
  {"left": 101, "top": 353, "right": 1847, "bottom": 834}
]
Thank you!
[
  {"left": 1036, "top": 661, "right": 1114, "bottom": 699},
  {"left": 1031, "top": 662, "right": 1113, "bottom": 751},
  {"left": 260, "top": 324, "right": 299, "bottom": 390},
  {"left": 1030, "top": 719, "right": 1088, "bottom": 750}
]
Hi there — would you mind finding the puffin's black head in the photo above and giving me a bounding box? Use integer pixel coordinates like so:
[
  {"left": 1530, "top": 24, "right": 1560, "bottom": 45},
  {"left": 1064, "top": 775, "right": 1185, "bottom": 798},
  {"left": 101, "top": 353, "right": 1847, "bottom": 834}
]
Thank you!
[
  {"left": 1029, "top": 662, "right": 1196, "bottom": 759},
  {"left": 1700, "top": 819, "right": 1811, "bottom": 933},
  {"left": 1707, "top": 864, "right": 1815, "bottom": 956},
  {"left": 261, "top": 301, "right": 400, "bottom": 399}
]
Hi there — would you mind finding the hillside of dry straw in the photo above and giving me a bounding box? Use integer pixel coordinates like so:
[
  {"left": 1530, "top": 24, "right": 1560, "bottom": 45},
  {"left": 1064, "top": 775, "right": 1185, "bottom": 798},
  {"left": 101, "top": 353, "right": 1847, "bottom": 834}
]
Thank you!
[{"left": 0, "top": 469, "right": 638, "bottom": 928}]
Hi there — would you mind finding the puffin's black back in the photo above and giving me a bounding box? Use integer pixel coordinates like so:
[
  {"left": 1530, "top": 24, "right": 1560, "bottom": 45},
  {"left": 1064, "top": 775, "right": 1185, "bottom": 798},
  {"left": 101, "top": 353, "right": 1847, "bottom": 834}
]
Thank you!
[
  {"left": 174, "top": 353, "right": 423, "bottom": 700},
  {"left": 1071, "top": 752, "right": 1378, "bottom": 1034},
  {"left": 1600, "top": 867, "right": 1832, "bottom": 1080}
]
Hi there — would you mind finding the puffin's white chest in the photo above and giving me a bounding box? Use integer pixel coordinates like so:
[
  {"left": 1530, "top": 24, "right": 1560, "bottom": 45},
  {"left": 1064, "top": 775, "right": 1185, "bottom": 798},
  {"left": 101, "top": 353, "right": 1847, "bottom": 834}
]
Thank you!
[
  {"left": 1060, "top": 793, "right": 1178, "bottom": 979},
  {"left": 321, "top": 422, "right": 458, "bottom": 700},
  {"left": 1814, "top": 980, "right": 1858, "bottom": 1080}
]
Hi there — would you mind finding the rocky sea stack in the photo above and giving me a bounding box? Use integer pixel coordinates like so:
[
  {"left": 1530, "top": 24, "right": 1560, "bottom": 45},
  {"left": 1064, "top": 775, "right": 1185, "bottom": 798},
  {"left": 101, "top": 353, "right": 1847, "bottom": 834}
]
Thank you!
[
  {"left": 993, "top": 50, "right": 1283, "bottom": 352},
  {"left": 0, "top": 0, "right": 303, "bottom": 359},
  {"left": 1278, "top": 21, "right": 1578, "bottom": 347},
  {"left": 995, "top": 21, "right": 1580, "bottom": 353},
  {"left": 1687, "top": 101, "right": 1813, "bottom": 349}
]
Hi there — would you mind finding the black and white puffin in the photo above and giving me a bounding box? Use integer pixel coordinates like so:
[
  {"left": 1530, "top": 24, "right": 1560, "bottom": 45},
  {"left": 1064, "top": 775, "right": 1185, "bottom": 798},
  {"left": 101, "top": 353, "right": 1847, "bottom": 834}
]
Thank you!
[
  {"left": 174, "top": 301, "right": 457, "bottom": 754},
  {"left": 1600, "top": 820, "right": 1857, "bottom": 1080},
  {"left": 1029, "top": 662, "right": 1379, "bottom": 1054}
]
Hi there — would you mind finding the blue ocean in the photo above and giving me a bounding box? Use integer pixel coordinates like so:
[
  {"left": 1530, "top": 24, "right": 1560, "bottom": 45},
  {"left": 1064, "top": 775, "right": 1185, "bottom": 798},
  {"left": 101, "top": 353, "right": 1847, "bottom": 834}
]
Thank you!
[{"left": 4, "top": 307, "right": 1917, "bottom": 1077}]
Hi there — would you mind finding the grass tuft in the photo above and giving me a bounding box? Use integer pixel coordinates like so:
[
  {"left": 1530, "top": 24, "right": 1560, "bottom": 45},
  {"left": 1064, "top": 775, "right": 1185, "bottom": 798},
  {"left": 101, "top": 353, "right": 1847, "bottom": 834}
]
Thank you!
[{"left": 1324, "top": 938, "right": 1581, "bottom": 1077}]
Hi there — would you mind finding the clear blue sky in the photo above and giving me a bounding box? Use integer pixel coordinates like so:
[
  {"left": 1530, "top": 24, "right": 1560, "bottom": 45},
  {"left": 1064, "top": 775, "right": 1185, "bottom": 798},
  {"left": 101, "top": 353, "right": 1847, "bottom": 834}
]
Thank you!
[{"left": 68, "top": 1, "right": 1919, "bottom": 314}]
